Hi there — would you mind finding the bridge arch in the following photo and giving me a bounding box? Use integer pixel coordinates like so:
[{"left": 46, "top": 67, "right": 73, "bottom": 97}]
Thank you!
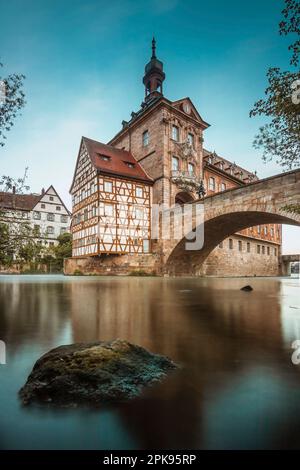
[{"left": 164, "top": 170, "right": 300, "bottom": 276}]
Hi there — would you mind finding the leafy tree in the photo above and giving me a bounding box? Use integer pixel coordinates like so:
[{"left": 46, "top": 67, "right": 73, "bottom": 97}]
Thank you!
[
  {"left": 0, "top": 61, "right": 26, "bottom": 147},
  {"left": 45, "top": 232, "right": 72, "bottom": 272},
  {"left": 280, "top": 0, "right": 300, "bottom": 67},
  {"left": 250, "top": 0, "right": 300, "bottom": 169},
  {"left": 0, "top": 169, "right": 31, "bottom": 266},
  {"left": 0, "top": 167, "right": 29, "bottom": 194},
  {"left": 0, "top": 222, "right": 14, "bottom": 266}
]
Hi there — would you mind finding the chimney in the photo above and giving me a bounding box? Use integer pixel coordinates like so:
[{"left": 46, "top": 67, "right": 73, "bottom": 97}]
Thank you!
[
  {"left": 41, "top": 188, "right": 45, "bottom": 195},
  {"left": 12, "top": 186, "right": 16, "bottom": 194}
]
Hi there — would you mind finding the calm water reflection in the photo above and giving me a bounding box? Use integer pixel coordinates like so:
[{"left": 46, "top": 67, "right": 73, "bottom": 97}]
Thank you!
[{"left": 0, "top": 275, "right": 300, "bottom": 449}]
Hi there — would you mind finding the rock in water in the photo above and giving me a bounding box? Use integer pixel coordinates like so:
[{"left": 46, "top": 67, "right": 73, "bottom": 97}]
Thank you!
[
  {"left": 241, "top": 285, "right": 253, "bottom": 292},
  {"left": 19, "top": 339, "right": 178, "bottom": 407}
]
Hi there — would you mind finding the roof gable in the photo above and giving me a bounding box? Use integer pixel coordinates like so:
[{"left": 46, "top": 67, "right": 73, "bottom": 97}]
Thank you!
[
  {"left": 171, "top": 97, "right": 210, "bottom": 128},
  {"left": 33, "top": 185, "right": 71, "bottom": 214},
  {"left": 82, "top": 137, "right": 153, "bottom": 184}
]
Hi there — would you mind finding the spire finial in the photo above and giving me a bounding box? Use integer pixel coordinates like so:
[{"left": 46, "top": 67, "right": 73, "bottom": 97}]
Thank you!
[{"left": 151, "top": 37, "right": 156, "bottom": 59}]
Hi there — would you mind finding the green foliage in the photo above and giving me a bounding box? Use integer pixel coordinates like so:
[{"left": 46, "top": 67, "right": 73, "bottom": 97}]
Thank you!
[
  {"left": 73, "top": 269, "right": 84, "bottom": 276},
  {"left": 43, "top": 232, "right": 72, "bottom": 272},
  {"left": 250, "top": 0, "right": 300, "bottom": 170},
  {"left": 0, "top": 61, "right": 26, "bottom": 147},
  {"left": 281, "top": 204, "right": 300, "bottom": 215},
  {"left": 280, "top": 0, "right": 300, "bottom": 67},
  {"left": 0, "top": 221, "right": 13, "bottom": 266}
]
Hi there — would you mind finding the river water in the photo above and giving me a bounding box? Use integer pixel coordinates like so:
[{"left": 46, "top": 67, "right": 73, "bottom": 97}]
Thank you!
[{"left": 0, "top": 274, "right": 300, "bottom": 449}]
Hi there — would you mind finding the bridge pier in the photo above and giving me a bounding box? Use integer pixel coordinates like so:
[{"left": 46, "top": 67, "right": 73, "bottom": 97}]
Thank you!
[{"left": 280, "top": 260, "right": 292, "bottom": 276}]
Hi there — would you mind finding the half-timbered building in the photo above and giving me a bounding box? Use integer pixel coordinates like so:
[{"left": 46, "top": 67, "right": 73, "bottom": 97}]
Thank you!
[{"left": 70, "top": 137, "right": 152, "bottom": 258}]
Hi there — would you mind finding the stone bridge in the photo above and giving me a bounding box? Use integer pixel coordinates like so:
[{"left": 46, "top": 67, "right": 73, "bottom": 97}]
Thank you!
[
  {"left": 280, "top": 254, "right": 300, "bottom": 276},
  {"left": 164, "top": 169, "right": 300, "bottom": 275}
]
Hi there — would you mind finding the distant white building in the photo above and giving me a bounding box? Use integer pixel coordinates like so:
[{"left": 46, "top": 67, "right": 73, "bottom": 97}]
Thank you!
[{"left": 0, "top": 185, "right": 71, "bottom": 247}]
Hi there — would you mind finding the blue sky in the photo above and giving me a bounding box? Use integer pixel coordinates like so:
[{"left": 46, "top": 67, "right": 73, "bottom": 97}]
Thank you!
[{"left": 0, "top": 0, "right": 298, "bottom": 253}]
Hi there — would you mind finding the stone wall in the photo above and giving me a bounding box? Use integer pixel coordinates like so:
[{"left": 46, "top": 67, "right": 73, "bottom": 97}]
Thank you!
[
  {"left": 64, "top": 253, "right": 159, "bottom": 276},
  {"left": 64, "top": 234, "right": 280, "bottom": 277},
  {"left": 199, "top": 235, "right": 280, "bottom": 277}
]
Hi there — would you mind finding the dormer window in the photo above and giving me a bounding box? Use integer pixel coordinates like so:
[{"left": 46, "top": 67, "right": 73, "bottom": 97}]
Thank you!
[
  {"left": 219, "top": 162, "right": 224, "bottom": 170},
  {"left": 124, "top": 161, "right": 135, "bottom": 168},
  {"left": 99, "top": 154, "right": 111, "bottom": 162},
  {"left": 172, "top": 125, "right": 179, "bottom": 141}
]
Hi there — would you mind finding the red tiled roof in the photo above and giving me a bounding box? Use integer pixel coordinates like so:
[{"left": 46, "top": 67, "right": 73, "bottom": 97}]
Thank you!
[
  {"left": 0, "top": 192, "right": 41, "bottom": 211},
  {"left": 203, "top": 149, "right": 258, "bottom": 182},
  {"left": 83, "top": 137, "right": 153, "bottom": 183}
]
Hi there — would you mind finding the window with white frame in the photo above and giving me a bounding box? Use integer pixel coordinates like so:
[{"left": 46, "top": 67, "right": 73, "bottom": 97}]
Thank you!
[
  {"left": 221, "top": 182, "right": 226, "bottom": 191},
  {"left": 33, "top": 211, "right": 41, "bottom": 220},
  {"left": 104, "top": 181, "right": 113, "bottom": 193},
  {"left": 47, "top": 213, "right": 55, "bottom": 221},
  {"left": 104, "top": 203, "right": 114, "bottom": 217},
  {"left": 60, "top": 227, "right": 67, "bottom": 235},
  {"left": 188, "top": 163, "right": 194, "bottom": 175},
  {"left": 142, "top": 130, "right": 149, "bottom": 147},
  {"left": 143, "top": 239, "right": 150, "bottom": 253},
  {"left": 47, "top": 226, "right": 54, "bottom": 235},
  {"left": 172, "top": 156, "right": 179, "bottom": 171},
  {"left": 209, "top": 177, "right": 215, "bottom": 191},
  {"left": 136, "top": 186, "right": 143, "bottom": 198},
  {"left": 136, "top": 208, "right": 143, "bottom": 219},
  {"left": 172, "top": 125, "right": 179, "bottom": 141},
  {"left": 61, "top": 215, "right": 68, "bottom": 223}
]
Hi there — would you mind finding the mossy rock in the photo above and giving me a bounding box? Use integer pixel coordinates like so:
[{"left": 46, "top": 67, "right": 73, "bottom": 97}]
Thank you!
[{"left": 19, "top": 339, "right": 178, "bottom": 407}]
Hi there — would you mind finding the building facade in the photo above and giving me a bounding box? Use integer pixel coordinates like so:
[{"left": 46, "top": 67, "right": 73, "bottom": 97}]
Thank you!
[
  {"left": 70, "top": 138, "right": 152, "bottom": 258},
  {"left": 66, "top": 40, "right": 281, "bottom": 277},
  {"left": 0, "top": 185, "right": 71, "bottom": 247}
]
